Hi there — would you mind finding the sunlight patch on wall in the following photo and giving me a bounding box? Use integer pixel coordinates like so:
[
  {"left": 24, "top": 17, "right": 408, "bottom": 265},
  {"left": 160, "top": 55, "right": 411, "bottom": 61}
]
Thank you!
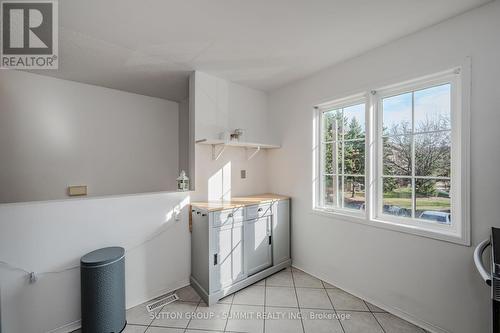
[{"left": 208, "top": 162, "right": 231, "bottom": 201}]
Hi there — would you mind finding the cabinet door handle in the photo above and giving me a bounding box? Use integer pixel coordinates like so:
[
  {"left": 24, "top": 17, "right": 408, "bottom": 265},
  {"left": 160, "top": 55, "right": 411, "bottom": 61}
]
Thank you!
[
  {"left": 268, "top": 235, "right": 272, "bottom": 245},
  {"left": 214, "top": 254, "right": 218, "bottom": 265},
  {"left": 202, "top": 213, "right": 206, "bottom": 217}
]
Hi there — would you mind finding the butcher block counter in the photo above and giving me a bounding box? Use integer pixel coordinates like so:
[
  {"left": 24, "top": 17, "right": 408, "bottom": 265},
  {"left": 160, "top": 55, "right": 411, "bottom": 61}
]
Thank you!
[{"left": 191, "top": 193, "right": 289, "bottom": 212}]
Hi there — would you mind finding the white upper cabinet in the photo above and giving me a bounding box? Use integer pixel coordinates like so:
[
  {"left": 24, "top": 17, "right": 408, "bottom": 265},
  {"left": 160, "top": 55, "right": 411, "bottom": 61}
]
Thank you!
[{"left": 190, "top": 71, "right": 276, "bottom": 145}]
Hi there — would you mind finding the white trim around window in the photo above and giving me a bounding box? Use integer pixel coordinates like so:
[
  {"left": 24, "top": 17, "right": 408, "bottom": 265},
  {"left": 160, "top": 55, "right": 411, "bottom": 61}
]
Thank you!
[{"left": 313, "top": 60, "right": 470, "bottom": 246}]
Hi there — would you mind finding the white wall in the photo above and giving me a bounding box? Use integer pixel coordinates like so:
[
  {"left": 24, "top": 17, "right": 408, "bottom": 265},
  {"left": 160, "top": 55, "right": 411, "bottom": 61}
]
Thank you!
[
  {"left": 267, "top": 2, "right": 500, "bottom": 333},
  {"left": 0, "top": 71, "right": 179, "bottom": 203},
  {"left": 190, "top": 72, "right": 272, "bottom": 202},
  {"left": 192, "top": 71, "right": 273, "bottom": 144},
  {"left": 0, "top": 191, "right": 191, "bottom": 333},
  {"left": 178, "top": 98, "right": 190, "bottom": 174},
  {"left": 0, "top": 70, "right": 273, "bottom": 332},
  {"left": 0, "top": 75, "right": 190, "bottom": 333},
  {"left": 192, "top": 145, "right": 270, "bottom": 202}
]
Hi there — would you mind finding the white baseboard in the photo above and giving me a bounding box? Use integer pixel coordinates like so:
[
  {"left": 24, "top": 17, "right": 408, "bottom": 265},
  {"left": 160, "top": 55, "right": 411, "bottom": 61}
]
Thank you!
[
  {"left": 291, "top": 263, "right": 450, "bottom": 333},
  {"left": 46, "top": 278, "right": 190, "bottom": 333}
]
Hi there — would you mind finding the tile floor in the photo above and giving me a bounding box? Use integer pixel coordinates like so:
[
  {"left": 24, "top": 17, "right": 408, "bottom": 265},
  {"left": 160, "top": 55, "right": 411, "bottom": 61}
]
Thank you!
[{"left": 73, "top": 267, "right": 427, "bottom": 333}]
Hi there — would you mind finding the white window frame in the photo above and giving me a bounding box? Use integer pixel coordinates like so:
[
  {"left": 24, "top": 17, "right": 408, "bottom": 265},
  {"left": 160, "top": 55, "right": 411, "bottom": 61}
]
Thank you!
[
  {"left": 315, "top": 94, "right": 368, "bottom": 218},
  {"left": 313, "top": 63, "right": 470, "bottom": 246}
]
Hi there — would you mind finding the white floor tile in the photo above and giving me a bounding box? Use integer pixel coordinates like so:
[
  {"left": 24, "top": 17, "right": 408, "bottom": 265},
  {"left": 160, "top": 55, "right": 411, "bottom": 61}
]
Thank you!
[
  {"left": 122, "top": 278, "right": 421, "bottom": 333},
  {"left": 296, "top": 287, "right": 333, "bottom": 310},
  {"left": 175, "top": 285, "right": 201, "bottom": 303},
  {"left": 127, "top": 302, "right": 156, "bottom": 325},
  {"left": 218, "top": 293, "right": 234, "bottom": 304},
  {"left": 151, "top": 301, "right": 198, "bottom": 328},
  {"left": 266, "top": 269, "right": 294, "bottom": 287},
  {"left": 146, "top": 327, "right": 183, "bottom": 333},
  {"left": 266, "top": 286, "right": 299, "bottom": 307},
  {"left": 124, "top": 325, "right": 147, "bottom": 332},
  {"left": 340, "top": 311, "right": 384, "bottom": 333},
  {"left": 226, "top": 304, "right": 265, "bottom": 333},
  {"left": 233, "top": 285, "right": 265, "bottom": 305},
  {"left": 292, "top": 270, "right": 324, "bottom": 288},
  {"left": 187, "top": 302, "right": 230, "bottom": 331},
  {"left": 301, "top": 309, "right": 343, "bottom": 333},
  {"left": 374, "top": 313, "right": 424, "bottom": 333},
  {"left": 366, "top": 302, "right": 386, "bottom": 313},
  {"left": 327, "top": 289, "right": 369, "bottom": 311},
  {"left": 322, "top": 281, "right": 337, "bottom": 289},
  {"left": 255, "top": 278, "right": 266, "bottom": 286},
  {"left": 264, "top": 307, "right": 303, "bottom": 333}
]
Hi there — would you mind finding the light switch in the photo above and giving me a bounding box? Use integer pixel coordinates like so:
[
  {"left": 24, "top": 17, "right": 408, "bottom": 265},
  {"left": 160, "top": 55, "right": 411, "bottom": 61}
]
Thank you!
[
  {"left": 68, "top": 185, "right": 87, "bottom": 196},
  {"left": 241, "top": 170, "right": 246, "bottom": 179}
]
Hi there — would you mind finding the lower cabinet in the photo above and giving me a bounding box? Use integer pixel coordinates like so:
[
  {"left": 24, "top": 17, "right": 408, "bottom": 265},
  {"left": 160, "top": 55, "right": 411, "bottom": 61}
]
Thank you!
[
  {"left": 244, "top": 216, "right": 272, "bottom": 276},
  {"left": 191, "top": 198, "right": 291, "bottom": 305},
  {"left": 211, "top": 222, "right": 245, "bottom": 291}
]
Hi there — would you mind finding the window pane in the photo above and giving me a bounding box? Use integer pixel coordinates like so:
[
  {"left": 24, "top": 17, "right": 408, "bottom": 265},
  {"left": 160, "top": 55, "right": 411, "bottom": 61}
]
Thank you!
[
  {"left": 382, "top": 177, "right": 412, "bottom": 217},
  {"left": 344, "top": 140, "right": 365, "bottom": 175},
  {"left": 414, "top": 84, "right": 451, "bottom": 133},
  {"left": 324, "top": 175, "right": 341, "bottom": 207},
  {"left": 383, "top": 92, "right": 412, "bottom": 136},
  {"left": 415, "top": 178, "right": 451, "bottom": 224},
  {"left": 323, "top": 142, "right": 342, "bottom": 175},
  {"left": 323, "top": 110, "right": 342, "bottom": 142},
  {"left": 415, "top": 131, "right": 451, "bottom": 177},
  {"left": 344, "top": 103, "right": 365, "bottom": 139},
  {"left": 323, "top": 143, "right": 333, "bottom": 174},
  {"left": 343, "top": 176, "right": 365, "bottom": 210},
  {"left": 383, "top": 136, "right": 412, "bottom": 176}
]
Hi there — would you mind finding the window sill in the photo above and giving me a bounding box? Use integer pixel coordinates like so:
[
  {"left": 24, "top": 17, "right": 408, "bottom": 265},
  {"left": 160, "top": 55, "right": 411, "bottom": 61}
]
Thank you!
[{"left": 311, "top": 208, "right": 470, "bottom": 246}]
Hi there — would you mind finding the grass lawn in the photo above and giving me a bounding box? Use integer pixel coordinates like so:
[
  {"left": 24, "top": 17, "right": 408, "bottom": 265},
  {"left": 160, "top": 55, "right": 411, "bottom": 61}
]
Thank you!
[
  {"left": 334, "top": 188, "right": 450, "bottom": 212},
  {"left": 383, "top": 188, "right": 450, "bottom": 212}
]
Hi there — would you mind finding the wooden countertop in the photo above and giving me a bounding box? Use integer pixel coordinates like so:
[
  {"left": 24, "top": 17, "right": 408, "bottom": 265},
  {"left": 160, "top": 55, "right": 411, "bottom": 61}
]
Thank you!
[{"left": 191, "top": 193, "right": 289, "bottom": 212}]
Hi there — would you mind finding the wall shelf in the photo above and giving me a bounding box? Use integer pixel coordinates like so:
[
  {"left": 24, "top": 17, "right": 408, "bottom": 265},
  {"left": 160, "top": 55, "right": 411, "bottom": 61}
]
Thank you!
[{"left": 196, "top": 139, "right": 280, "bottom": 160}]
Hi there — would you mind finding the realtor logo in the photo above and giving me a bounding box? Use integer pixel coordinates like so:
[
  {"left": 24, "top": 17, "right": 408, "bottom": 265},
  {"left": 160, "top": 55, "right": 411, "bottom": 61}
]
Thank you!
[{"left": 1, "top": 0, "right": 58, "bottom": 69}]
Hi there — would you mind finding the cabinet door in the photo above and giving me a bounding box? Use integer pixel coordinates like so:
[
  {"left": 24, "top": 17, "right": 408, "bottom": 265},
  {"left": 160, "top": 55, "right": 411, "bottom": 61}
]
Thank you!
[
  {"left": 272, "top": 200, "right": 290, "bottom": 265},
  {"left": 244, "top": 216, "right": 272, "bottom": 276},
  {"left": 211, "top": 223, "right": 245, "bottom": 291}
]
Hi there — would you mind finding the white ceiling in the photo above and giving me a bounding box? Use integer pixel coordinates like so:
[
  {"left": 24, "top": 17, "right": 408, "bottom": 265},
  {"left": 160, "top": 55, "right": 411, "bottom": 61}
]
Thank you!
[{"left": 33, "top": 0, "right": 490, "bottom": 102}]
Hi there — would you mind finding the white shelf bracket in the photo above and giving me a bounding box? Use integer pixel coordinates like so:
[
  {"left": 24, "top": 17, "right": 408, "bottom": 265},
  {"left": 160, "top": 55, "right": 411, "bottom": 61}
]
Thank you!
[
  {"left": 212, "top": 144, "right": 226, "bottom": 161},
  {"left": 245, "top": 146, "right": 261, "bottom": 160}
]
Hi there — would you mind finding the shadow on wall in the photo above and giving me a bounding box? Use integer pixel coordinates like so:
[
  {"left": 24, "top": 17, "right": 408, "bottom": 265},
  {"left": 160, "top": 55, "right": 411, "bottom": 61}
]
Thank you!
[{"left": 208, "top": 162, "right": 232, "bottom": 201}]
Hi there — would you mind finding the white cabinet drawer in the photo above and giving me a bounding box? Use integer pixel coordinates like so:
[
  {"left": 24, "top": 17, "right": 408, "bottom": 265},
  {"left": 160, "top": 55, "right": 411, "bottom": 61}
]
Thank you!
[
  {"left": 246, "top": 203, "right": 272, "bottom": 220},
  {"left": 213, "top": 207, "right": 244, "bottom": 227}
]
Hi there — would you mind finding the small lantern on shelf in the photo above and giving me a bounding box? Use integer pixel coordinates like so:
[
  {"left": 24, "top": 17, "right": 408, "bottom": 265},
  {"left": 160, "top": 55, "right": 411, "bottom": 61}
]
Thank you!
[{"left": 177, "top": 170, "right": 189, "bottom": 191}]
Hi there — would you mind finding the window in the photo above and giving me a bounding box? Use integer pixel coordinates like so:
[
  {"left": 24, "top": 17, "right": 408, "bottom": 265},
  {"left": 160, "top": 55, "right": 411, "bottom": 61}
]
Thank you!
[
  {"left": 319, "top": 99, "right": 366, "bottom": 213},
  {"left": 314, "top": 67, "right": 469, "bottom": 245}
]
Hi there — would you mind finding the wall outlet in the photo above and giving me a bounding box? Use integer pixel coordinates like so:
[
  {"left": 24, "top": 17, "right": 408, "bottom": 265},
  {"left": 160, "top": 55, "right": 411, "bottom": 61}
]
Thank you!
[{"left": 240, "top": 170, "right": 246, "bottom": 179}]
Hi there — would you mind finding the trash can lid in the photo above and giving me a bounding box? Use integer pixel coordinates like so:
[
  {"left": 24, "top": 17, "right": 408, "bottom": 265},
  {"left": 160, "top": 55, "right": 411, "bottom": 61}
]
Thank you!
[{"left": 81, "top": 246, "right": 125, "bottom": 267}]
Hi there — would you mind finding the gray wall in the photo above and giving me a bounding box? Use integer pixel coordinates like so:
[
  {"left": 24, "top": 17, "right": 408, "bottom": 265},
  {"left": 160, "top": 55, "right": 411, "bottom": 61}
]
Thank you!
[{"left": 0, "top": 71, "right": 180, "bottom": 203}]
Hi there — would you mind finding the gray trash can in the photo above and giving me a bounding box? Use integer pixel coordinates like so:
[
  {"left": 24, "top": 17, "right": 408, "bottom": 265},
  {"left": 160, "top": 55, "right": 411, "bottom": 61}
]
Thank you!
[{"left": 81, "top": 247, "right": 126, "bottom": 333}]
